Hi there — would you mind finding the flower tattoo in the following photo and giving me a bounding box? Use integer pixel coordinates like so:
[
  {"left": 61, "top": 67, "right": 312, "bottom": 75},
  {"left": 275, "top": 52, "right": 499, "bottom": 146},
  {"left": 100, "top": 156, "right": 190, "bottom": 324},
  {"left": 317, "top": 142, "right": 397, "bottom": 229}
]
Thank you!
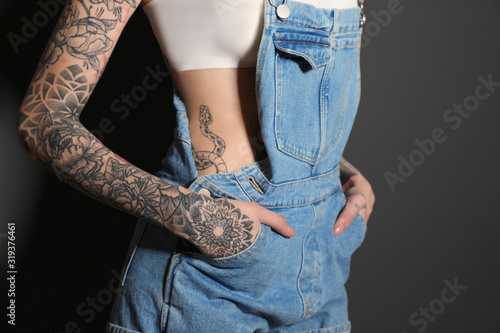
[{"left": 34, "top": 0, "right": 137, "bottom": 81}]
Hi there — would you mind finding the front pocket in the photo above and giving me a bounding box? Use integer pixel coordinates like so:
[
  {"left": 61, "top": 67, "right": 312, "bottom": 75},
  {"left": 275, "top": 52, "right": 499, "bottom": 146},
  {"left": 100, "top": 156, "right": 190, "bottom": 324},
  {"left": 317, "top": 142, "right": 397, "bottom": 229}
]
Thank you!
[
  {"left": 185, "top": 185, "right": 268, "bottom": 262},
  {"left": 273, "top": 28, "right": 361, "bottom": 165}
]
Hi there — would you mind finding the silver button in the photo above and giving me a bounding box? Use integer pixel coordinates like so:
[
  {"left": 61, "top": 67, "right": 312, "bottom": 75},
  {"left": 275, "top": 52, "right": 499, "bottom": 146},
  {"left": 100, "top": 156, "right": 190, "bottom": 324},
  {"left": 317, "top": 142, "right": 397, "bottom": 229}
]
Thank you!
[
  {"left": 198, "top": 188, "right": 211, "bottom": 197},
  {"left": 276, "top": 4, "right": 290, "bottom": 22},
  {"left": 269, "top": 0, "right": 291, "bottom": 23}
]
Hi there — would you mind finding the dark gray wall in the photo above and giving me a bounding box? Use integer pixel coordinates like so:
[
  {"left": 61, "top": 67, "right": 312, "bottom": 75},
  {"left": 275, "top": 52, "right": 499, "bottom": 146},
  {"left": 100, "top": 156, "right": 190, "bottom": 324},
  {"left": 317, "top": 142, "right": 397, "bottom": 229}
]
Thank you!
[{"left": 1, "top": 0, "right": 499, "bottom": 332}]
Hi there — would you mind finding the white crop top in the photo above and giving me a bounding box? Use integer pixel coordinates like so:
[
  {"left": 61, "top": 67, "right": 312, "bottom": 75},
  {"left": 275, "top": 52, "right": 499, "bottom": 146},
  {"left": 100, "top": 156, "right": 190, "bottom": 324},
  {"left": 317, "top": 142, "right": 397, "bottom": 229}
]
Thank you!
[{"left": 143, "top": 0, "right": 358, "bottom": 72}]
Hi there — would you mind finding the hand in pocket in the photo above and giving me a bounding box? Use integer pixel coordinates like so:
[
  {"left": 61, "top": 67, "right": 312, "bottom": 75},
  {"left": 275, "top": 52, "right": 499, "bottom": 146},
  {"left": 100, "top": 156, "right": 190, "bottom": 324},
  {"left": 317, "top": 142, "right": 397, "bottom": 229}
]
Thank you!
[{"left": 170, "top": 193, "right": 295, "bottom": 258}]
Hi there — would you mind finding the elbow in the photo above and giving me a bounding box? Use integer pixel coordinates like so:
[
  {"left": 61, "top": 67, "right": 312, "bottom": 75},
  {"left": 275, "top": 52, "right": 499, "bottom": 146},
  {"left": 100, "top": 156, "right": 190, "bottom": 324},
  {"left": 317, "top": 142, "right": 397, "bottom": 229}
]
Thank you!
[
  {"left": 16, "top": 108, "right": 53, "bottom": 162},
  {"left": 16, "top": 119, "right": 39, "bottom": 160}
]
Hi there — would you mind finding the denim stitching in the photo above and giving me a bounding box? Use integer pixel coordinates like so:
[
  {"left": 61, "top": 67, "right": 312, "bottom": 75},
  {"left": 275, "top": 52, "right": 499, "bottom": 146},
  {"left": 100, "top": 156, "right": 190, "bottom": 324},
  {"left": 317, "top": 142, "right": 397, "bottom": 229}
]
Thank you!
[
  {"left": 255, "top": 163, "right": 339, "bottom": 187},
  {"left": 319, "top": 46, "right": 333, "bottom": 163},
  {"left": 161, "top": 252, "right": 181, "bottom": 333},
  {"left": 275, "top": 40, "right": 330, "bottom": 47},
  {"left": 199, "top": 178, "right": 240, "bottom": 200},
  {"left": 270, "top": 22, "right": 335, "bottom": 34},
  {"left": 119, "top": 220, "right": 147, "bottom": 287},
  {"left": 107, "top": 322, "right": 143, "bottom": 333},
  {"left": 260, "top": 186, "right": 342, "bottom": 209},
  {"left": 310, "top": 204, "right": 320, "bottom": 315},
  {"left": 298, "top": 204, "right": 316, "bottom": 320}
]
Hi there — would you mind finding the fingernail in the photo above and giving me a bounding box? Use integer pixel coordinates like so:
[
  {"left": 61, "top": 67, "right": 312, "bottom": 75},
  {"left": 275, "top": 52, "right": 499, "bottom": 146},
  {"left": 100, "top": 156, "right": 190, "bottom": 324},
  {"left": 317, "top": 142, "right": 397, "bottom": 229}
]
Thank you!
[
  {"left": 334, "top": 226, "right": 342, "bottom": 236},
  {"left": 288, "top": 226, "right": 295, "bottom": 237}
]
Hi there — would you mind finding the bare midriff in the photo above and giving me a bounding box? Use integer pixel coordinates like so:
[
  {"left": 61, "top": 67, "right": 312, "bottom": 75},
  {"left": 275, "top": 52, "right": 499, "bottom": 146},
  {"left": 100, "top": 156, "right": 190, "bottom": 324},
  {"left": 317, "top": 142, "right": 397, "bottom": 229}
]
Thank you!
[{"left": 170, "top": 68, "right": 267, "bottom": 176}]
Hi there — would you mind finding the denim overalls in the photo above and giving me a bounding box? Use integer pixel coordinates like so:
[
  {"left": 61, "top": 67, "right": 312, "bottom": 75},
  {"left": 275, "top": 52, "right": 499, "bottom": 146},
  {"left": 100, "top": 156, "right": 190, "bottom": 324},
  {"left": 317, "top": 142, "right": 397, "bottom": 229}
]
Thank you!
[{"left": 108, "top": 2, "right": 366, "bottom": 332}]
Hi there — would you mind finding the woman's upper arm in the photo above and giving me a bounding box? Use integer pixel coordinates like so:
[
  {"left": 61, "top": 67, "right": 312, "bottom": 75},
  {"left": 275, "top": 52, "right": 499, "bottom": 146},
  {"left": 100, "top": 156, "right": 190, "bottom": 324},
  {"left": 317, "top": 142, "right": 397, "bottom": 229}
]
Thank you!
[
  {"left": 34, "top": 0, "right": 142, "bottom": 82},
  {"left": 18, "top": 0, "right": 142, "bottom": 157}
]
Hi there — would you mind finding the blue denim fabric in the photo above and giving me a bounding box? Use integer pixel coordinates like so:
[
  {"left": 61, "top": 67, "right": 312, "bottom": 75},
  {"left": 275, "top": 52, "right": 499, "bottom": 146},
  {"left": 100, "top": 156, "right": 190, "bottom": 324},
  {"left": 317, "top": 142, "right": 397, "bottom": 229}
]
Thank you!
[{"left": 108, "top": 2, "right": 365, "bottom": 332}]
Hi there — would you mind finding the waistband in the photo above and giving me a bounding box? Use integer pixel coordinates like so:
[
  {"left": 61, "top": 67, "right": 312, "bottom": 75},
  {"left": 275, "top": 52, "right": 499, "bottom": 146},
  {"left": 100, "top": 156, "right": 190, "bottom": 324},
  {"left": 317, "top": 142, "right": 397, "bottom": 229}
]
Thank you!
[
  {"left": 187, "top": 158, "right": 342, "bottom": 208},
  {"left": 266, "top": 0, "right": 362, "bottom": 33}
]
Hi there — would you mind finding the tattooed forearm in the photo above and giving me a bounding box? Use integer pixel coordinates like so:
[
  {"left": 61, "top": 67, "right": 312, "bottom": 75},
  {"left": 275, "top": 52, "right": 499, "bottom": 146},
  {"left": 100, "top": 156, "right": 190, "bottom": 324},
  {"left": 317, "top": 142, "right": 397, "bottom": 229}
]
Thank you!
[
  {"left": 191, "top": 105, "right": 228, "bottom": 173},
  {"left": 34, "top": 0, "right": 137, "bottom": 81},
  {"left": 19, "top": 64, "right": 184, "bottom": 224},
  {"left": 18, "top": 64, "right": 256, "bottom": 258}
]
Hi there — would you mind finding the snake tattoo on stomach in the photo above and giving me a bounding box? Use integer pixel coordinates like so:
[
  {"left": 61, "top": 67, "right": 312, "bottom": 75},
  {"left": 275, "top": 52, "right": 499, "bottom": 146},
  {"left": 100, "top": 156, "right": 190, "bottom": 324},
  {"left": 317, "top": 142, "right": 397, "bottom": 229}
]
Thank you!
[{"left": 191, "top": 105, "right": 228, "bottom": 173}]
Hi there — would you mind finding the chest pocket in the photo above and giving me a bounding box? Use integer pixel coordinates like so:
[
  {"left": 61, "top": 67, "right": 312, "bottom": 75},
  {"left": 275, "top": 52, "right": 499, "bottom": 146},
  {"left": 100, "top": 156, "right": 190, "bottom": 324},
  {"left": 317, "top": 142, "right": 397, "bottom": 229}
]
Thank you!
[{"left": 273, "top": 28, "right": 361, "bottom": 165}]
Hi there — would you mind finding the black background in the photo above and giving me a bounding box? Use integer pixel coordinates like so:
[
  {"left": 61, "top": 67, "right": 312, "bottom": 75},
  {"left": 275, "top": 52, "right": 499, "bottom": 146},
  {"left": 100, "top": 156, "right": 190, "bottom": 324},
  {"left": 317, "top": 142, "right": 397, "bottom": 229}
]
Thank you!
[{"left": 1, "top": 0, "right": 500, "bottom": 332}]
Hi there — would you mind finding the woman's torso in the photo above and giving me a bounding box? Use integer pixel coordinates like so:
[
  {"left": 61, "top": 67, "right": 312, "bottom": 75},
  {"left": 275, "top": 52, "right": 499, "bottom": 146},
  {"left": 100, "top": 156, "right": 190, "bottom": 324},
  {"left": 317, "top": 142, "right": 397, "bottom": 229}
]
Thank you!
[{"left": 141, "top": 0, "right": 358, "bottom": 176}]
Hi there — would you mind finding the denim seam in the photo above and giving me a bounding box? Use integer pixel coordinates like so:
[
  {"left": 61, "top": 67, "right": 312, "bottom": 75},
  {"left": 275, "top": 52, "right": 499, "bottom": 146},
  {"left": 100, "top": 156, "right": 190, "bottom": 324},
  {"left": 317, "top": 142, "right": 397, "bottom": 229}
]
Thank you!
[
  {"left": 270, "top": 23, "right": 361, "bottom": 36},
  {"left": 332, "top": 28, "right": 361, "bottom": 35},
  {"left": 107, "top": 322, "right": 143, "bottom": 333},
  {"left": 294, "top": 323, "right": 351, "bottom": 333},
  {"left": 176, "top": 110, "right": 188, "bottom": 119},
  {"left": 333, "top": 43, "right": 360, "bottom": 49},
  {"left": 315, "top": 57, "right": 331, "bottom": 63},
  {"left": 275, "top": 50, "right": 283, "bottom": 161},
  {"left": 256, "top": 21, "right": 271, "bottom": 83},
  {"left": 260, "top": 186, "right": 342, "bottom": 209},
  {"left": 174, "top": 137, "right": 189, "bottom": 144},
  {"left": 270, "top": 23, "right": 334, "bottom": 34},
  {"left": 294, "top": 321, "right": 351, "bottom": 333},
  {"left": 313, "top": 134, "right": 341, "bottom": 167},
  {"left": 298, "top": 204, "right": 316, "bottom": 320},
  {"left": 199, "top": 178, "right": 241, "bottom": 200},
  {"left": 275, "top": 40, "right": 329, "bottom": 47},
  {"left": 321, "top": 53, "right": 341, "bottom": 164},
  {"left": 277, "top": 140, "right": 318, "bottom": 165},
  {"left": 275, "top": 113, "right": 332, "bottom": 163},
  {"left": 256, "top": 163, "right": 339, "bottom": 187},
  {"left": 161, "top": 250, "right": 181, "bottom": 333},
  {"left": 310, "top": 204, "right": 320, "bottom": 315},
  {"left": 308, "top": 205, "right": 319, "bottom": 317},
  {"left": 120, "top": 220, "right": 148, "bottom": 287},
  {"left": 274, "top": 47, "right": 326, "bottom": 70},
  {"left": 277, "top": 140, "right": 318, "bottom": 163},
  {"left": 319, "top": 46, "right": 332, "bottom": 163}
]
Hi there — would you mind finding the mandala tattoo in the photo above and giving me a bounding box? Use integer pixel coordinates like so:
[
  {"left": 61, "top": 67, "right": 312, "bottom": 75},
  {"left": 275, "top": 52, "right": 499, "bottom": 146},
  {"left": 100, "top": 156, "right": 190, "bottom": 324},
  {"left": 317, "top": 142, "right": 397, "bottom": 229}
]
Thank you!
[
  {"left": 191, "top": 105, "right": 228, "bottom": 173},
  {"left": 19, "top": 64, "right": 256, "bottom": 259},
  {"left": 183, "top": 194, "right": 255, "bottom": 258},
  {"left": 34, "top": 0, "right": 137, "bottom": 81}
]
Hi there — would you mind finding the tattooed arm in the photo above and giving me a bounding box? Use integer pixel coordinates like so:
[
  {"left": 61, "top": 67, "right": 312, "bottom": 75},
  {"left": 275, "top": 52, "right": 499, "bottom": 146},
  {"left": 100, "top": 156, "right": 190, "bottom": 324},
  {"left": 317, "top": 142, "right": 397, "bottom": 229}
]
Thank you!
[
  {"left": 334, "top": 157, "right": 375, "bottom": 236},
  {"left": 17, "top": 0, "right": 294, "bottom": 258}
]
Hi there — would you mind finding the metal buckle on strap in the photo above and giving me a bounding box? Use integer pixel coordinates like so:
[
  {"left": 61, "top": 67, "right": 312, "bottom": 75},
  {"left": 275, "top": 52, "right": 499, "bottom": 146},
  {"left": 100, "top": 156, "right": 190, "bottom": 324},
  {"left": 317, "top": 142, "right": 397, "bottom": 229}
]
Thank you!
[{"left": 359, "top": 0, "right": 366, "bottom": 28}]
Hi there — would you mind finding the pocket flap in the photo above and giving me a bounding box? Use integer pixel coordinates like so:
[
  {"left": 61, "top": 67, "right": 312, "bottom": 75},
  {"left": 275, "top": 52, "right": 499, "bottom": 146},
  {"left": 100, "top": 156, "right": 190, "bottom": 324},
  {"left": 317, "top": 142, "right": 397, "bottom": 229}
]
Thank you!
[{"left": 273, "top": 30, "right": 331, "bottom": 69}]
